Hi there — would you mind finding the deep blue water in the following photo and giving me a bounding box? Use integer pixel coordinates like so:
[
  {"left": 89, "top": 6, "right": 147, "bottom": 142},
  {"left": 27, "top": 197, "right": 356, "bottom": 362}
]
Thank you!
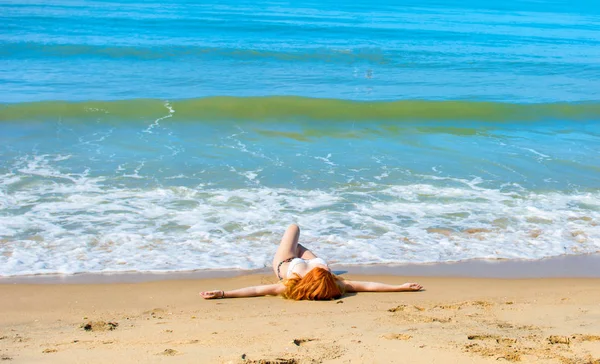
[{"left": 2, "top": 0, "right": 600, "bottom": 102}]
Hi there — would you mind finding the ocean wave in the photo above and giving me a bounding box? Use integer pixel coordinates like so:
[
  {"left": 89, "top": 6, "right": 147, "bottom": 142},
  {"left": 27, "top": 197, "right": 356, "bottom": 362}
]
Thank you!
[
  {"left": 1, "top": 160, "right": 599, "bottom": 276},
  {"left": 0, "top": 42, "right": 390, "bottom": 63},
  {"left": 2, "top": 97, "right": 600, "bottom": 123}
]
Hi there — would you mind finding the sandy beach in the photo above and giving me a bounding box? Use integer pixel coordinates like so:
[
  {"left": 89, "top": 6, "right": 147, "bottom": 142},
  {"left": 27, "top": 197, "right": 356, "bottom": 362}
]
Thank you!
[
  {"left": 2, "top": 1, "right": 600, "bottom": 363},
  {"left": 2, "top": 269, "right": 600, "bottom": 363}
]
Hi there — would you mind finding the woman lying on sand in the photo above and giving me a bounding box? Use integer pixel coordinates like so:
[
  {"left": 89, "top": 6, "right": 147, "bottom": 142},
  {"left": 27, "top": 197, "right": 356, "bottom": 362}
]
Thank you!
[{"left": 200, "top": 224, "right": 423, "bottom": 300}]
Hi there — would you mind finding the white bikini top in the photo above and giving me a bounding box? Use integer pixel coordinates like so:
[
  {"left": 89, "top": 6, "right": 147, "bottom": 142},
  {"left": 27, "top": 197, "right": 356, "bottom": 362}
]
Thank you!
[{"left": 287, "top": 257, "right": 328, "bottom": 277}]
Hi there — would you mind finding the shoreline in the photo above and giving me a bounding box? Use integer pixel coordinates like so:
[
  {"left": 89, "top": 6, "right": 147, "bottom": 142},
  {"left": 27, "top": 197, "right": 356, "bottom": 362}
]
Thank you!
[{"left": 2, "top": 253, "right": 599, "bottom": 285}]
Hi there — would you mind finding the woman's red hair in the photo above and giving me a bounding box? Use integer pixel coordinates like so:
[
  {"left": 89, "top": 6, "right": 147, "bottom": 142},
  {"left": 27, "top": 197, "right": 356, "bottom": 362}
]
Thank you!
[{"left": 282, "top": 267, "right": 344, "bottom": 300}]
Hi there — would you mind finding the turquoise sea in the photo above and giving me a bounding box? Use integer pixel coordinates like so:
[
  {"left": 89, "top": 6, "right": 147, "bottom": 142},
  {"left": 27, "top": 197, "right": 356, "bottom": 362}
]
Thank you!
[{"left": 1, "top": 0, "right": 599, "bottom": 276}]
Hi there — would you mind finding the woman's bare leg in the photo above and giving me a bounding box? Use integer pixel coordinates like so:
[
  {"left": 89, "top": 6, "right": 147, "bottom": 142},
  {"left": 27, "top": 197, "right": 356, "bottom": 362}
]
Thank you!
[
  {"left": 271, "top": 224, "right": 320, "bottom": 278},
  {"left": 272, "top": 224, "right": 301, "bottom": 276},
  {"left": 296, "top": 243, "right": 317, "bottom": 260}
]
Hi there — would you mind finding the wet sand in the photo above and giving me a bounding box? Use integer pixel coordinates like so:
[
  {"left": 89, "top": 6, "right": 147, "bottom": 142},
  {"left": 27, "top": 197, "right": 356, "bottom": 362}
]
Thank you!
[
  {"left": 1, "top": 266, "right": 600, "bottom": 363},
  {"left": 2, "top": 253, "right": 600, "bottom": 285}
]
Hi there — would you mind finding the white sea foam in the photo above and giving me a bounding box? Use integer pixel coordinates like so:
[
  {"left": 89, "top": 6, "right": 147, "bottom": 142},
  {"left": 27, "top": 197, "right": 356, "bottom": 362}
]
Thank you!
[
  {"left": 314, "top": 153, "right": 336, "bottom": 166},
  {"left": 0, "top": 154, "right": 599, "bottom": 276},
  {"left": 522, "top": 147, "right": 551, "bottom": 159},
  {"left": 143, "top": 101, "right": 174, "bottom": 134}
]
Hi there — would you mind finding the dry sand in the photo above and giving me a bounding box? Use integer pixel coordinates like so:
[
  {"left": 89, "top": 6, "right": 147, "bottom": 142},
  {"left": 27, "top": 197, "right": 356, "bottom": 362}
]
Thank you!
[{"left": 1, "top": 274, "right": 600, "bottom": 363}]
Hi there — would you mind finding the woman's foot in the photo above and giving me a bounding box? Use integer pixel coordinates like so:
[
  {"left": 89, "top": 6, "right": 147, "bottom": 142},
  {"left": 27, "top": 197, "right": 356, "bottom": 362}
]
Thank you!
[{"left": 400, "top": 283, "right": 423, "bottom": 291}]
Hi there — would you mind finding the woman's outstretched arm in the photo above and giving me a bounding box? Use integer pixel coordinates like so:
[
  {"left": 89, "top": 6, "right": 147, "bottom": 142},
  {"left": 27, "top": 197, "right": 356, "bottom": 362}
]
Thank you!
[
  {"left": 342, "top": 280, "right": 423, "bottom": 293},
  {"left": 200, "top": 283, "right": 285, "bottom": 299}
]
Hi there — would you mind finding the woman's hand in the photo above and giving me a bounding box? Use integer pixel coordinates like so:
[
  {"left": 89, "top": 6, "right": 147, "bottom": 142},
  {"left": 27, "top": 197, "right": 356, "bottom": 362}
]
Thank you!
[
  {"left": 199, "top": 290, "right": 224, "bottom": 299},
  {"left": 400, "top": 282, "right": 423, "bottom": 291}
]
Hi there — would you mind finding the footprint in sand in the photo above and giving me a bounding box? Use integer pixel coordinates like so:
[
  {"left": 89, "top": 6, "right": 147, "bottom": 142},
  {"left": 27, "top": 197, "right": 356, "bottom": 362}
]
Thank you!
[
  {"left": 548, "top": 335, "right": 570, "bottom": 345},
  {"left": 158, "top": 348, "right": 178, "bottom": 356},
  {"left": 9, "top": 334, "right": 30, "bottom": 343},
  {"left": 388, "top": 305, "right": 425, "bottom": 313},
  {"left": 244, "top": 358, "right": 298, "bottom": 364},
  {"left": 80, "top": 321, "right": 118, "bottom": 332},
  {"left": 572, "top": 334, "right": 600, "bottom": 342},
  {"left": 468, "top": 334, "right": 517, "bottom": 344},
  {"left": 381, "top": 333, "right": 412, "bottom": 340},
  {"left": 496, "top": 323, "right": 514, "bottom": 329},
  {"left": 292, "top": 338, "right": 317, "bottom": 346},
  {"left": 387, "top": 305, "right": 452, "bottom": 324},
  {"left": 144, "top": 308, "right": 168, "bottom": 319},
  {"left": 435, "top": 301, "right": 493, "bottom": 310},
  {"left": 463, "top": 343, "right": 521, "bottom": 362}
]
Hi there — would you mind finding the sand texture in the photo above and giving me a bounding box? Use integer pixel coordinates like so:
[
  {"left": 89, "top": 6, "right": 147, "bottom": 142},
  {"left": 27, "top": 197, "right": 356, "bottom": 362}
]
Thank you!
[{"left": 1, "top": 275, "right": 600, "bottom": 363}]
